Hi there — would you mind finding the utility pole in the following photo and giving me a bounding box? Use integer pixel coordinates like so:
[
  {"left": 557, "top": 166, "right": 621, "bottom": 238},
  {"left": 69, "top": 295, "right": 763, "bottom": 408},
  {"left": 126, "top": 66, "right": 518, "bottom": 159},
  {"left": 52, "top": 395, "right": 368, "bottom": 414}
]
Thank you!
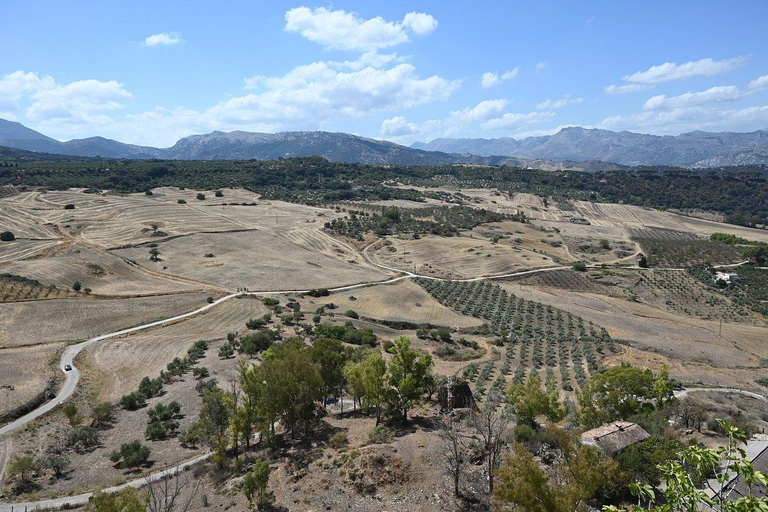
[{"left": 719, "top": 319, "right": 722, "bottom": 337}]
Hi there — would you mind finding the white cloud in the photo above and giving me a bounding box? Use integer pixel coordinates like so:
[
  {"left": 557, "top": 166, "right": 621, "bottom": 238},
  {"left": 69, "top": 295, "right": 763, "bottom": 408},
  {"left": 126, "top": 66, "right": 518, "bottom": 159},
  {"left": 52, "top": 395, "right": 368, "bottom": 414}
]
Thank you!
[
  {"left": 481, "top": 72, "right": 500, "bottom": 88},
  {"left": 401, "top": 12, "right": 438, "bottom": 35},
  {"left": 380, "top": 115, "right": 418, "bottom": 136},
  {"left": 222, "top": 61, "right": 460, "bottom": 128},
  {"left": 604, "top": 83, "right": 652, "bottom": 95},
  {"left": 536, "top": 97, "right": 583, "bottom": 110},
  {"left": 599, "top": 105, "right": 768, "bottom": 134},
  {"left": 27, "top": 79, "right": 132, "bottom": 121},
  {"left": 284, "top": 7, "right": 437, "bottom": 51},
  {"left": 622, "top": 56, "right": 747, "bottom": 84},
  {"left": 379, "top": 99, "right": 516, "bottom": 143},
  {"left": 749, "top": 74, "right": 768, "bottom": 91},
  {"left": 535, "top": 62, "right": 549, "bottom": 72},
  {"left": 643, "top": 85, "right": 744, "bottom": 111},
  {"left": 481, "top": 67, "right": 520, "bottom": 88},
  {"left": 585, "top": 17, "right": 594, "bottom": 24},
  {"left": 482, "top": 111, "right": 554, "bottom": 130},
  {"left": 513, "top": 124, "right": 580, "bottom": 139},
  {"left": 502, "top": 68, "right": 520, "bottom": 81},
  {"left": 144, "top": 32, "right": 183, "bottom": 47}
]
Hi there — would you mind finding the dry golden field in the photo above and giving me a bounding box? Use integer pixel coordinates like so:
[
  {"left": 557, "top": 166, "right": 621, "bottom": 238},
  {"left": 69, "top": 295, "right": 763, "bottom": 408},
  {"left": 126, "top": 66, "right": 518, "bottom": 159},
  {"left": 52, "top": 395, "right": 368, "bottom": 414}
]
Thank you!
[
  {"left": 0, "top": 293, "right": 210, "bottom": 348},
  {"left": 81, "top": 296, "right": 268, "bottom": 400}
]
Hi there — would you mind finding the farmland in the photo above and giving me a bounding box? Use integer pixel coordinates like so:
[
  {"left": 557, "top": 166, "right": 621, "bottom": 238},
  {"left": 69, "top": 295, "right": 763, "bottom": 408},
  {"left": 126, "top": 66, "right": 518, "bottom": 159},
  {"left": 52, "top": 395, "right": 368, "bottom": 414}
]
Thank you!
[{"left": 1, "top": 178, "right": 768, "bottom": 509}]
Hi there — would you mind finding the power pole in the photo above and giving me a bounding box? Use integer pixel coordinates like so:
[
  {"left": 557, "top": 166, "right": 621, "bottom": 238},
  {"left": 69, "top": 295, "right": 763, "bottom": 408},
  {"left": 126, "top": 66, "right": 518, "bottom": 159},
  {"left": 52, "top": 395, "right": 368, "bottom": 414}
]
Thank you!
[{"left": 719, "top": 319, "right": 722, "bottom": 337}]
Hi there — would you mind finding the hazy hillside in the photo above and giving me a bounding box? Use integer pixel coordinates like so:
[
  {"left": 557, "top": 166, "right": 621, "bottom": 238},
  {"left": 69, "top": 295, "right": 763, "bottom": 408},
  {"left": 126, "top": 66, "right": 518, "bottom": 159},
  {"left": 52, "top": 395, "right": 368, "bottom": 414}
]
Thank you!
[{"left": 413, "top": 127, "right": 768, "bottom": 167}]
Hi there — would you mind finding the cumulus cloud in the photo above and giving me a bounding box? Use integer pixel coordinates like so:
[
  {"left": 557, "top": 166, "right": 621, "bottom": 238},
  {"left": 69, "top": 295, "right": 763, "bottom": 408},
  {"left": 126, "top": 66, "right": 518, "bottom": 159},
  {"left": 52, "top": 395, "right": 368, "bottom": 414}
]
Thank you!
[
  {"left": 381, "top": 100, "right": 555, "bottom": 142},
  {"left": 380, "top": 115, "right": 418, "bottom": 136},
  {"left": 482, "top": 111, "right": 554, "bottom": 130},
  {"left": 27, "top": 79, "right": 132, "bottom": 121},
  {"left": 284, "top": 7, "right": 437, "bottom": 51},
  {"left": 536, "top": 97, "right": 583, "bottom": 110},
  {"left": 600, "top": 105, "right": 768, "bottom": 134},
  {"left": 604, "top": 83, "right": 652, "bottom": 95},
  {"left": 222, "top": 61, "right": 460, "bottom": 129},
  {"left": 144, "top": 32, "right": 183, "bottom": 46},
  {"left": 481, "top": 67, "right": 519, "bottom": 88},
  {"left": 535, "top": 61, "right": 549, "bottom": 72},
  {"left": 643, "top": 85, "right": 744, "bottom": 111},
  {"left": 622, "top": 56, "right": 747, "bottom": 84},
  {"left": 749, "top": 74, "right": 768, "bottom": 91}
]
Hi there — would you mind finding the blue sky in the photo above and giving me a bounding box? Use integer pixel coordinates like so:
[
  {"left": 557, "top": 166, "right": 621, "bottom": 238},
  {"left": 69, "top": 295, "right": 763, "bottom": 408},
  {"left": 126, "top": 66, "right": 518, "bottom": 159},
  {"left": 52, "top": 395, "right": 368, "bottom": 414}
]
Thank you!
[{"left": 1, "top": 0, "right": 767, "bottom": 147}]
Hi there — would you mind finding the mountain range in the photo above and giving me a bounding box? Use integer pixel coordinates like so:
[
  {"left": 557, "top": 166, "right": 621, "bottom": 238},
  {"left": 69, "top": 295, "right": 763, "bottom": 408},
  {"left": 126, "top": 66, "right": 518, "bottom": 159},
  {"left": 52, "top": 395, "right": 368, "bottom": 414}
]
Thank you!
[
  {"left": 2, "top": 118, "right": 767, "bottom": 168},
  {"left": 412, "top": 127, "right": 768, "bottom": 168}
]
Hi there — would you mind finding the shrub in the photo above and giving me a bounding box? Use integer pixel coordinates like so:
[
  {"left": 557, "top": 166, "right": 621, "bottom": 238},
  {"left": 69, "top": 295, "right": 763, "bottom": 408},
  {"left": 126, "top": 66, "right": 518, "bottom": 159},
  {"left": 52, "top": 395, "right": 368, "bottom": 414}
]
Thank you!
[
  {"left": 177, "top": 199, "right": 187, "bottom": 204},
  {"left": 120, "top": 392, "right": 146, "bottom": 410},
  {"left": 572, "top": 261, "right": 587, "bottom": 272},
  {"left": 215, "top": 190, "right": 224, "bottom": 197},
  {"left": 109, "top": 440, "right": 151, "bottom": 469},
  {"left": 64, "top": 203, "right": 75, "bottom": 209},
  {"left": 196, "top": 193, "right": 205, "bottom": 200},
  {"left": 68, "top": 426, "right": 100, "bottom": 451},
  {"left": 72, "top": 281, "right": 82, "bottom": 291},
  {"left": 344, "top": 309, "right": 359, "bottom": 319},
  {"left": 329, "top": 432, "right": 349, "bottom": 450},
  {"left": 206, "top": 296, "right": 214, "bottom": 304},
  {"left": 366, "top": 425, "right": 394, "bottom": 445},
  {"left": 0, "top": 231, "right": 15, "bottom": 241},
  {"left": 145, "top": 190, "right": 153, "bottom": 196},
  {"left": 62, "top": 403, "right": 81, "bottom": 425},
  {"left": 138, "top": 376, "right": 163, "bottom": 398}
]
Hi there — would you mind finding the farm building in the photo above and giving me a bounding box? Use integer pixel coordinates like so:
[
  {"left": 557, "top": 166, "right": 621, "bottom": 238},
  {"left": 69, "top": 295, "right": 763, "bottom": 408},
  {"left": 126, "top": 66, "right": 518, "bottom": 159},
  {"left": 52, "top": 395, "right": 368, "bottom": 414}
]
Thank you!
[
  {"left": 708, "top": 439, "right": 768, "bottom": 504},
  {"left": 580, "top": 421, "right": 650, "bottom": 455},
  {"left": 715, "top": 271, "right": 739, "bottom": 283}
]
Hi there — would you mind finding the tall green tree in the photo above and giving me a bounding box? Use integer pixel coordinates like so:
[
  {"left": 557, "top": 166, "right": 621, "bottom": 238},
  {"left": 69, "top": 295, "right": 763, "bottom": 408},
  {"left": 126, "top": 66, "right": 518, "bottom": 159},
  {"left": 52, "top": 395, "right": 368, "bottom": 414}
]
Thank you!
[
  {"left": 344, "top": 361, "right": 366, "bottom": 413},
  {"left": 243, "top": 458, "right": 274, "bottom": 510},
  {"left": 360, "top": 352, "right": 387, "bottom": 425},
  {"left": 578, "top": 364, "right": 655, "bottom": 429},
  {"left": 310, "top": 337, "right": 347, "bottom": 409},
  {"left": 198, "top": 387, "right": 232, "bottom": 468},
  {"left": 385, "top": 336, "right": 434, "bottom": 423}
]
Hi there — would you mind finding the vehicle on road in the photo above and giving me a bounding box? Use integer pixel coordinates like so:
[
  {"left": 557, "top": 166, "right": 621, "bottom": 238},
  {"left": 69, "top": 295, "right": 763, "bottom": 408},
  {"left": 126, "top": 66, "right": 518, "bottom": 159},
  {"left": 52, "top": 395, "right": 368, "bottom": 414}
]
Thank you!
[{"left": 64, "top": 364, "right": 72, "bottom": 371}]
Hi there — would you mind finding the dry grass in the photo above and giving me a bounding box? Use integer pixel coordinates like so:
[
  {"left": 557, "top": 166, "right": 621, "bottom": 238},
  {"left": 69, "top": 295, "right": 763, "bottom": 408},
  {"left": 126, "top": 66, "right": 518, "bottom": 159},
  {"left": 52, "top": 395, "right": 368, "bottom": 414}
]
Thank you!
[
  {"left": 0, "top": 343, "right": 63, "bottom": 422},
  {"left": 0, "top": 292, "right": 210, "bottom": 348},
  {"left": 81, "top": 296, "right": 268, "bottom": 400},
  {"left": 369, "top": 233, "right": 557, "bottom": 279},
  {"left": 114, "top": 230, "right": 385, "bottom": 291},
  {"left": 324, "top": 280, "right": 484, "bottom": 329}
]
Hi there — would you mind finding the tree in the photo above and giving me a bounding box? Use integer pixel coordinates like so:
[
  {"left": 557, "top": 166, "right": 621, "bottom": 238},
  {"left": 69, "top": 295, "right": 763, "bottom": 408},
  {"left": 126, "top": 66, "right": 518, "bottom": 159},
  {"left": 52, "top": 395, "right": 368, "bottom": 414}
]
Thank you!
[
  {"left": 385, "top": 336, "right": 434, "bottom": 422},
  {"left": 243, "top": 459, "right": 274, "bottom": 510},
  {"left": 86, "top": 487, "right": 148, "bottom": 512},
  {"left": 72, "top": 280, "right": 82, "bottom": 291},
  {"left": 91, "top": 401, "right": 114, "bottom": 428},
  {"left": 508, "top": 375, "right": 551, "bottom": 426},
  {"left": 197, "top": 387, "right": 231, "bottom": 467},
  {"left": 145, "top": 471, "right": 201, "bottom": 512},
  {"left": 653, "top": 364, "right": 673, "bottom": 407},
  {"left": 68, "top": 426, "right": 100, "bottom": 451},
  {"left": 110, "top": 440, "right": 151, "bottom": 469},
  {"left": 40, "top": 451, "right": 70, "bottom": 478},
  {"left": 310, "top": 337, "right": 347, "bottom": 409},
  {"left": 605, "top": 436, "right": 684, "bottom": 503},
  {"left": 256, "top": 340, "right": 323, "bottom": 439},
  {"left": 438, "top": 417, "right": 468, "bottom": 497},
  {"left": 196, "top": 193, "right": 206, "bottom": 200},
  {"left": 602, "top": 421, "right": 768, "bottom": 512},
  {"left": 63, "top": 403, "right": 81, "bottom": 425},
  {"left": 344, "top": 361, "right": 365, "bottom": 413},
  {"left": 573, "top": 261, "right": 588, "bottom": 272},
  {"left": 149, "top": 247, "right": 161, "bottom": 261},
  {"left": 742, "top": 245, "right": 768, "bottom": 266},
  {"left": 495, "top": 424, "right": 618, "bottom": 511},
  {"left": 360, "top": 352, "right": 388, "bottom": 425},
  {"left": 578, "top": 364, "right": 655, "bottom": 429},
  {"left": 0, "top": 230, "right": 15, "bottom": 241},
  {"left": 9, "top": 456, "right": 37, "bottom": 483},
  {"left": 469, "top": 398, "right": 512, "bottom": 495}
]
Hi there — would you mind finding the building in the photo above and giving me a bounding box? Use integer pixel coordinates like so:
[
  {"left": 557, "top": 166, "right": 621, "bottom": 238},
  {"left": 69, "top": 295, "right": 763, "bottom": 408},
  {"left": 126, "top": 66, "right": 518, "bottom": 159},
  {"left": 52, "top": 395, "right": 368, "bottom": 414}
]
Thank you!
[
  {"left": 708, "top": 439, "right": 768, "bottom": 505},
  {"left": 715, "top": 271, "right": 739, "bottom": 283},
  {"left": 580, "top": 421, "right": 650, "bottom": 455}
]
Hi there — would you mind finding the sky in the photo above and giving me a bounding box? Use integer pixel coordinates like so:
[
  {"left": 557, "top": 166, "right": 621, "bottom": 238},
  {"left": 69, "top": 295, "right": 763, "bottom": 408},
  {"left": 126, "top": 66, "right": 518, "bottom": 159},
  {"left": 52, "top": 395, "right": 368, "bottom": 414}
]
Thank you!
[{"left": 1, "top": 0, "right": 767, "bottom": 147}]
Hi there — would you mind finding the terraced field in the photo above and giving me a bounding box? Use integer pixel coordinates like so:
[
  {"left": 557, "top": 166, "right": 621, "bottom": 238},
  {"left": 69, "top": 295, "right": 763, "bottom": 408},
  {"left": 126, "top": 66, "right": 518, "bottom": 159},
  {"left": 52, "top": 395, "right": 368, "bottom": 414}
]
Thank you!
[
  {"left": 324, "top": 280, "right": 485, "bottom": 329},
  {"left": 81, "top": 296, "right": 268, "bottom": 400},
  {"left": 0, "top": 292, "right": 210, "bottom": 348}
]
